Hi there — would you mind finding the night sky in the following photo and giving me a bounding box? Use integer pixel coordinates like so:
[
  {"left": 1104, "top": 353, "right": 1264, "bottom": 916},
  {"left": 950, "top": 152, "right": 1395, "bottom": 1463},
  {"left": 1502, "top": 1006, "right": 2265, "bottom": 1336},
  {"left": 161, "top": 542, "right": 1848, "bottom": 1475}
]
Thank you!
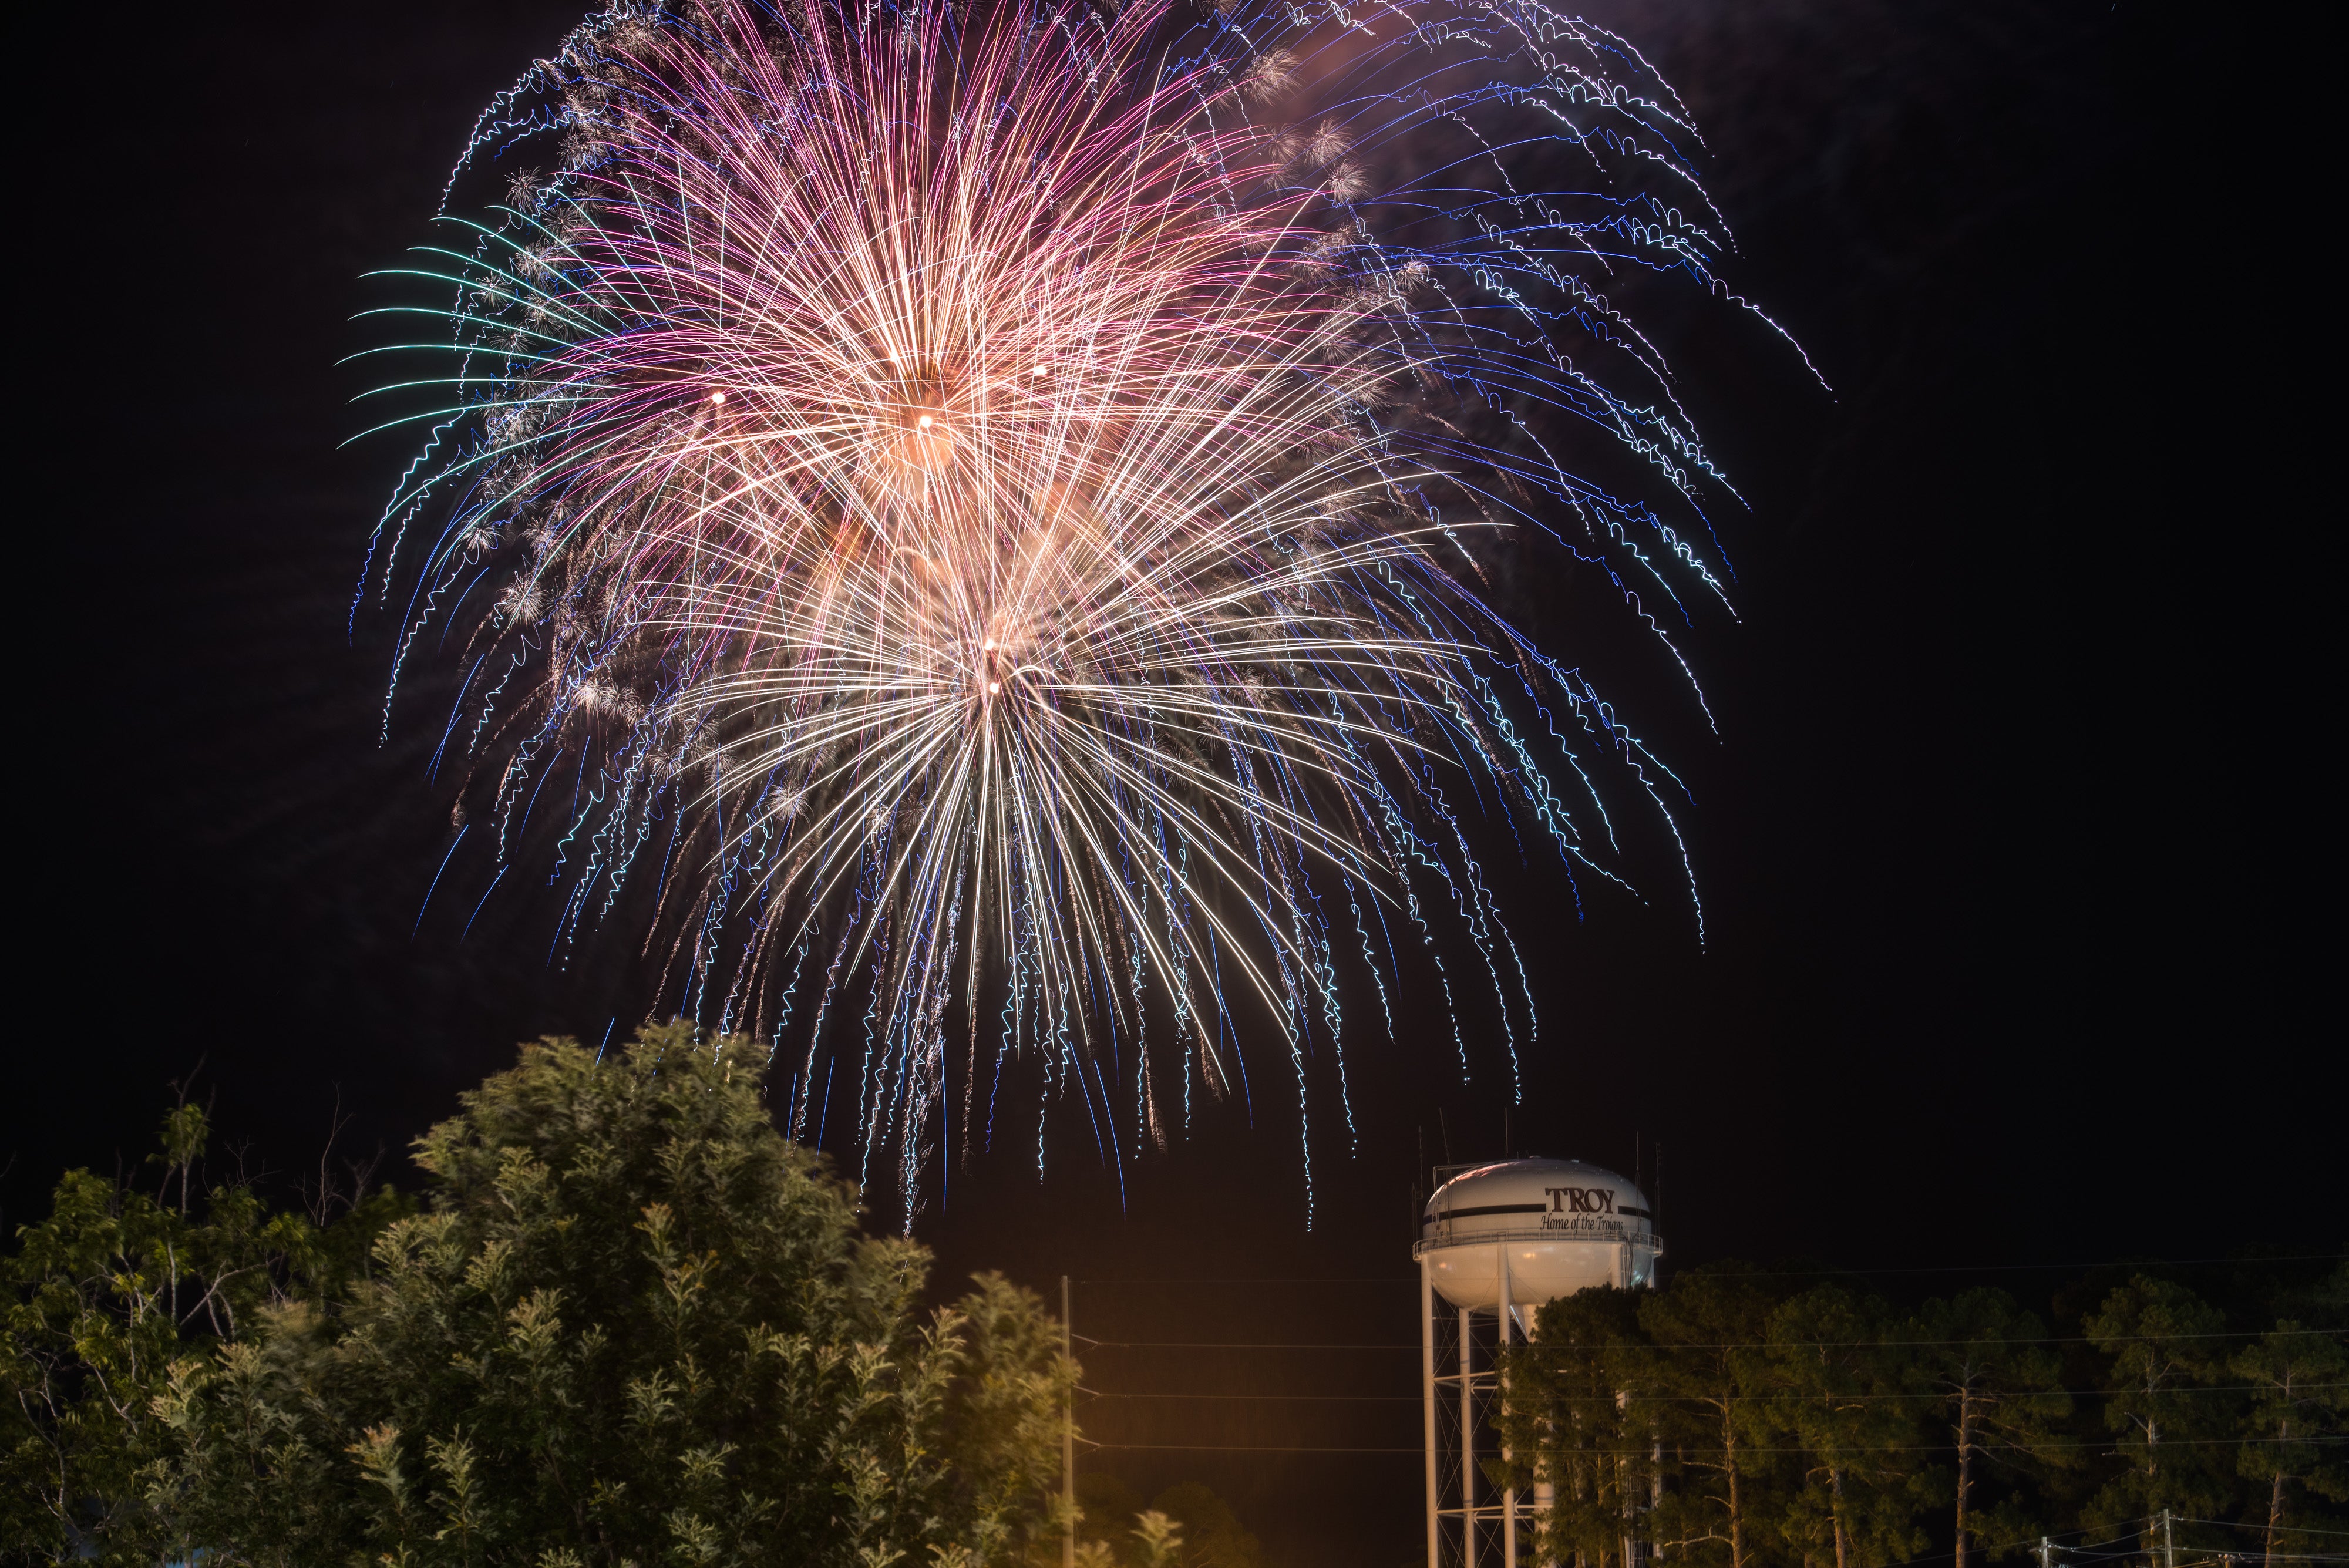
[{"left": 15, "top": 2, "right": 2334, "bottom": 1562}]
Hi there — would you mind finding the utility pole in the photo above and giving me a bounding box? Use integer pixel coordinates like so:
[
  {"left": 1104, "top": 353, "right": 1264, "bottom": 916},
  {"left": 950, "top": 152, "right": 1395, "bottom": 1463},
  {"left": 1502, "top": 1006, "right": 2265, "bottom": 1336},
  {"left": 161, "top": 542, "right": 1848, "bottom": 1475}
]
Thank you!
[
  {"left": 1063, "top": 1276, "right": 1075, "bottom": 1568},
  {"left": 2162, "top": 1510, "right": 2176, "bottom": 1568},
  {"left": 2037, "top": 1537, "right": 2056, "bottom": 1568}
]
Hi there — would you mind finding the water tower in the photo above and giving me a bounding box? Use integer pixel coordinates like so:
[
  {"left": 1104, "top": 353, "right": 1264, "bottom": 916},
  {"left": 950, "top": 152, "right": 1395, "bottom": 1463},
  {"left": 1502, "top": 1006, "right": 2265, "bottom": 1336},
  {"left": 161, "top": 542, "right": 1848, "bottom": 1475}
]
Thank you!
[{"left": 1416, "top": 1158, "right": 1663, "bottom": 1568}]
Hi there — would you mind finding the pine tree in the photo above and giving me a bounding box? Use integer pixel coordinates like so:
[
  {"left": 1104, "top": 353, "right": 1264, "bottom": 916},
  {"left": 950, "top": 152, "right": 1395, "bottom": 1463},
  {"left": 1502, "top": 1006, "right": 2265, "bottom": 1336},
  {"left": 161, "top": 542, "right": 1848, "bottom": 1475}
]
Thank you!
[
  {"left": 1637, "top": 1266, "right": 1786, "bottom": 1568},
  {"left": 1764, "top": 1286, "right": 1929, "bottom": 1568},
  {"left": 2231, "top": 1320, "right": 2347, "bottom": 1567},
  {"left": 1505, "top": 1284, "right": 1653, "bottom": 1568},
  {"left": 1909, "top": 1288, "right": 2071, "bottom": 1568},
  {"left": 2084, "top": 1275, "right": 2235, "bottom": 1561}
]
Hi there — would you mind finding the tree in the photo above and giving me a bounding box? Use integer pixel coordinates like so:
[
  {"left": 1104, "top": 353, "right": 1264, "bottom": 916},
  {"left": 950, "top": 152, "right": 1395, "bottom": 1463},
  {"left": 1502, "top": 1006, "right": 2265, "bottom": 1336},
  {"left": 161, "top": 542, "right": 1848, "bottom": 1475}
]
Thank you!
[
  {"left": 1907, "top": 1289, "right": 2070, "bottom": 1568},
  {"left": 4, "top": 1091, "right": 395, "bottom": 1563},
  {"left": 1501, "top": 1284, "right": 1654, "bottom": 1568},
  {"left": 1763, "top": 1286, "right": 1929, "bottom": 1568},
  {"left": 2232, "top": 1320, "right": 2347, "bottom": 1567},
  {"left": 1075, "top": 1472, "right": 1144, "bottom": 1565},
  {"left": 2084, "top": 1275, "right": 2234, "bottom": 1557},
  {"left": 1637, "top": 1266, "right": 1786, "bottom": 1568},
  {"left": 1129, "top": 1510, "right": 1183, "bottom": 1568},
  {"left": 1065, "top": 1479, "right": 1260, "bottom": 1568},
  {"left": 1146, "top": 1482, "right": 1264, "bottom": 1568},
  {"left": 9, "top": 1025, "right": 1070, "bottom": 1566}
]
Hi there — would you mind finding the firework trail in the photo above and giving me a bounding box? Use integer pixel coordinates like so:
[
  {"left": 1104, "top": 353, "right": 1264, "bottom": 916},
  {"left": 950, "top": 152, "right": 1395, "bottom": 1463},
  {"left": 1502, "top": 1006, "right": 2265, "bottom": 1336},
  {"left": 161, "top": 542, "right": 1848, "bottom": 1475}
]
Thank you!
[{"left": 362, "top": 0, "right": 1803, "bottom": 1223}]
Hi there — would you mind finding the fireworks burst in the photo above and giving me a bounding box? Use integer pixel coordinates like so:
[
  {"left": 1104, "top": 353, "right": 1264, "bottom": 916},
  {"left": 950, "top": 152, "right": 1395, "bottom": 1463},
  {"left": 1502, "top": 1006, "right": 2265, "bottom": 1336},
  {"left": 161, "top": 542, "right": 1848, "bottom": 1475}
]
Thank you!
[{"left": 362, "top": 0, "right": 1806, "bottom": 1223}]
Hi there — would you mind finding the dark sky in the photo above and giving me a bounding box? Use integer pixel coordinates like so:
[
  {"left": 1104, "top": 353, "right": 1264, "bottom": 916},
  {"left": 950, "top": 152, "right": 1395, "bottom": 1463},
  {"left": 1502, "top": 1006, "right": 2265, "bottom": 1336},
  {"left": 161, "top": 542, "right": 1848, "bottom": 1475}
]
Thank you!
[{"left": 16, "top": 1, "right": 2333, "bottom": 1562}]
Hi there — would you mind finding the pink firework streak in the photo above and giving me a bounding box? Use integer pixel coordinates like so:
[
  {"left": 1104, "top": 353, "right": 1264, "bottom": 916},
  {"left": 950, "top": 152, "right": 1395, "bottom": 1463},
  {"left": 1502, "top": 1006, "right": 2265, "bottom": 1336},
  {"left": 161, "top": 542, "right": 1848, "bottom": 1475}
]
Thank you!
[{"left": 358, "top": 0, "right": 1809, "bottom": 1224}]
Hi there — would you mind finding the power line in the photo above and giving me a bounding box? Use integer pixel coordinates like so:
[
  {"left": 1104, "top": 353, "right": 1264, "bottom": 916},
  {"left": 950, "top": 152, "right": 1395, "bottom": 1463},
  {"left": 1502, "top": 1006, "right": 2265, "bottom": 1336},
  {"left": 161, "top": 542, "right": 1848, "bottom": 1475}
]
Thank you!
[
  {"left": 1088, "top": 1442, "right": 1425, "bottom": 1453},
  {"left": 2172, "top": 1520, "right": 2349, "bottom": 1539},
  {"left": 1697, "top": 1255, "right": 2349, "bottom": 1279},
  {"left": 1081, "top": 1338, "right": 1419, "bottom": 1350},
  {"left": 1077, "top": 1428, "right": 2344, "bottom": 1456},
  {"left": 1075, "top": 1276, "right": 1419, "bottom": 1285},
  {"left": 1463, "top": 1384, "right": 2349, "bottom": 1404},
  {"left": 1081, "top": 1388, "right": 1421, "bottom": 1402},
  {"left": 1859, "top": 1520, "right": 2349, "bottom": 1568},
  {"left": 1078, "top": 1328, "right": 2341, "bottom": 1351},
  {"left": 1067, "top": 1256, "right": 2346, "bottom": 1287},
  {"left": 1069, "top": 1439, "right": 2349, "bottom": 1469},
  {"left": 1078, "top": 1384, "right": 2342, "bottom": 1404}
]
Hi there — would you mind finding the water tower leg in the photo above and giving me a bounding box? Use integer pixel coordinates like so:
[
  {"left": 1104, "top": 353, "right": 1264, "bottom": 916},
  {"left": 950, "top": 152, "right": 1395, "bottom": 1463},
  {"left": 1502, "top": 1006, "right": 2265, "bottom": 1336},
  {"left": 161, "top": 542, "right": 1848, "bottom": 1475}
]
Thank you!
[
  {"left": 1062, "top": 1276, "right": 1075, "bottom": 1568},
  {"left": 1501, "top": 1250, "right": 1516, "bottom": 1568},
  {"left": 1423, "top": 1257, "right": 1439, "bottom": 1568},
  {"left": 1526, "top": 1307, "right": 1555, "bottom": 1568},
  {"left": 1461, "top": 1305, "right": 1476, "bottom": 1568}
]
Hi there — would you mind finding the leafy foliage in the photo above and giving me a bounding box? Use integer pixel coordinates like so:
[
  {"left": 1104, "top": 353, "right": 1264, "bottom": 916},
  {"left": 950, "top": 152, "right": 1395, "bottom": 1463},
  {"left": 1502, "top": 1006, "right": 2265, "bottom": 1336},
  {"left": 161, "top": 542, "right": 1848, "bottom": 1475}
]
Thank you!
[
  {"left": 1067, "top": 1476, "right": 1263, "bottom": 1568},
  {"left": 3, "top": 1091, "right": 397, "bottom": 1560},
  {"left": 6, "top": 1025, "right": 1069, "bottom": 1566}
]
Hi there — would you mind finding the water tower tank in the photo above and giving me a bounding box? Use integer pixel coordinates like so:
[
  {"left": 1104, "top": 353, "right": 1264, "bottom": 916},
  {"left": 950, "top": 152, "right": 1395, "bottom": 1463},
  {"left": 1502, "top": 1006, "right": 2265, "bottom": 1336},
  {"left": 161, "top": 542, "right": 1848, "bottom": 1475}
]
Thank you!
[{"left": 1420, "top": 1156, "right": 1661, "bottom": 1310}]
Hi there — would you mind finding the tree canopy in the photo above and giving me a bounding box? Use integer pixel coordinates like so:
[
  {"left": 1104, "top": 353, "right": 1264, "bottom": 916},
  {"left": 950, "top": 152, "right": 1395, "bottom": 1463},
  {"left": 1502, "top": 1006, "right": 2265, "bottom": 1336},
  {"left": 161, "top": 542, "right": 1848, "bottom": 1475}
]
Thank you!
[
  {"left": 5, "top": 1024, "right": 1069, "bottom": 1567},
  {"left": 1500, "top": 1262, "right": 2346, "bottom": 1568}
]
